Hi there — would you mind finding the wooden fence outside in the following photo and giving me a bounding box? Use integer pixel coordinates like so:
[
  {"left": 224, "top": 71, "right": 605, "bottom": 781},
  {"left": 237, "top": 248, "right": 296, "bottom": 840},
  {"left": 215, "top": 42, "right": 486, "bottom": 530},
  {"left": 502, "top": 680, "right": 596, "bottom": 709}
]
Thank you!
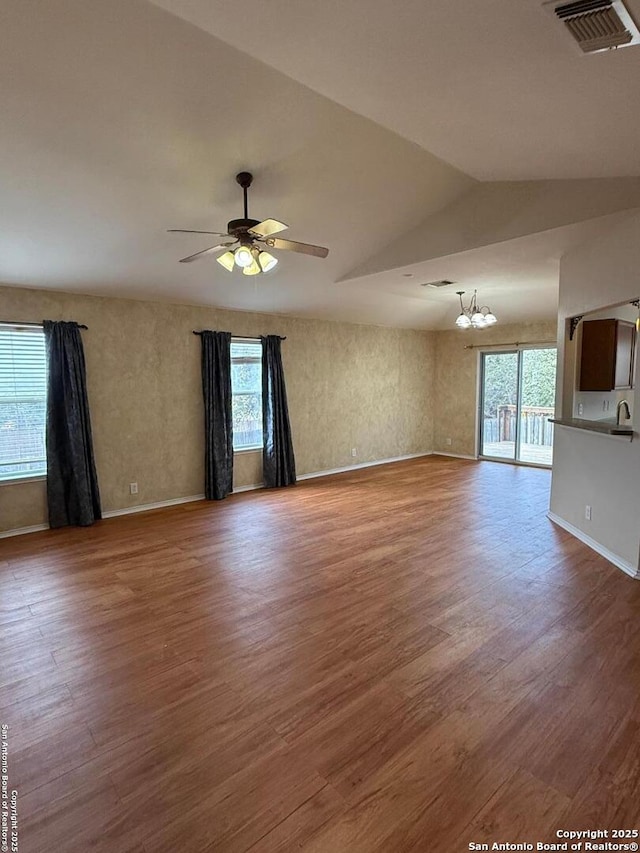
[{"left": 484, "top": 405, "right": 555, "bottom": 446}]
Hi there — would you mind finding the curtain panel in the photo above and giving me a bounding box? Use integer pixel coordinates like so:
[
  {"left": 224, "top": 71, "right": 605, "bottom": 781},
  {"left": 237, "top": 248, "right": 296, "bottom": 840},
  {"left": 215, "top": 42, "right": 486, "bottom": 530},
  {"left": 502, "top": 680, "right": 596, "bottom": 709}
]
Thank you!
[
  {"left": 200, "top": 330, "right": 233, "bottom": 500},
  {"left": 43, "top": 320, "right": 101, "bottom": 528},
  {"left": 261, "top": 335, "right": 296, "bottom": 488}
]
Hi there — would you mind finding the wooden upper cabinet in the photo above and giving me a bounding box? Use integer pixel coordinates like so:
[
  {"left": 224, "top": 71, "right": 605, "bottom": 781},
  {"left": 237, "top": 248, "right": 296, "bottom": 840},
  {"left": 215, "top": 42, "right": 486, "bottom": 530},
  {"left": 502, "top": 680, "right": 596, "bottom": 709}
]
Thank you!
[{"left": 579, "top": 318, "right": 636, "bottom": 391}]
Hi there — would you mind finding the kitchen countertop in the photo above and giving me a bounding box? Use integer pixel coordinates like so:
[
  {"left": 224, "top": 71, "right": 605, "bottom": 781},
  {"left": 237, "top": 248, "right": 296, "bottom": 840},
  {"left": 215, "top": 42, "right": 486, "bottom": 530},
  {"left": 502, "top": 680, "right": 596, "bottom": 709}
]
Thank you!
[{"left": 549, "top": 417, "right": 634, "bottom": 437}]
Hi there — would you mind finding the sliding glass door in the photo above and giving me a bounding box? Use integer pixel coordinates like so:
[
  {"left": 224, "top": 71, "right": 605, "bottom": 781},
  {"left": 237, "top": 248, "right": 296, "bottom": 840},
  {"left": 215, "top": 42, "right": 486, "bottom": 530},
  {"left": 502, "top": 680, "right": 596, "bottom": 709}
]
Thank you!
[
  {"left": 479, "top": 347, "right": 557, "bottom": 466},
  {"left": 480, "top": 351, "right": 519, "bottom": 462}
]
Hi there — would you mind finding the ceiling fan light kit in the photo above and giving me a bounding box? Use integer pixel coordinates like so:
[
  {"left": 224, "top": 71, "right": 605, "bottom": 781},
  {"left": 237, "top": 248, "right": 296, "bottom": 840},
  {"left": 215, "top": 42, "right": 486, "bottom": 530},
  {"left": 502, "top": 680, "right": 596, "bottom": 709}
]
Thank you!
[
  {"left": 216, "top": 251, "right": 235, "bottom": 272},
  {"left": 455, "top": 290, "right": 498, "bottom": 329},
  {"left": 170, "top": 171, "right": 329, "bottom": 275},
  {"left": 234, "top": 244, "right": 254, "bottom": 268},
  {"left": 243, "top": 257, "right": 261, "bottom": 276},
  {"left": 258, "top": 251, "right": 278, "bottom": 272}
]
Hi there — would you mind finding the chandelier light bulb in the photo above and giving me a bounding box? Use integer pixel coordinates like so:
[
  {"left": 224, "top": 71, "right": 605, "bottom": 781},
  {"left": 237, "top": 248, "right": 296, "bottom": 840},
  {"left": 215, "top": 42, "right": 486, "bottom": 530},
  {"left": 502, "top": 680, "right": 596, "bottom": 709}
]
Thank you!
[
  {"left": 484, "top": 311, "right": 497, "bottom": 325},
  {"left": 456, "top": 313, "right": 472, "bottom": 328}
]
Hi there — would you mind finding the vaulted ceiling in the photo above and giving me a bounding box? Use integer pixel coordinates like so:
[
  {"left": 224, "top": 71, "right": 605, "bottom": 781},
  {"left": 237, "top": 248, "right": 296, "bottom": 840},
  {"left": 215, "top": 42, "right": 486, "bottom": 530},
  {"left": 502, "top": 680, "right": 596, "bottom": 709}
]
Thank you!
[
  {"left": 1, "top": 0, "right": 639, "bottom": 329},
  {"left": 148, "top": 0, "right": 640, "bottom": 181}
]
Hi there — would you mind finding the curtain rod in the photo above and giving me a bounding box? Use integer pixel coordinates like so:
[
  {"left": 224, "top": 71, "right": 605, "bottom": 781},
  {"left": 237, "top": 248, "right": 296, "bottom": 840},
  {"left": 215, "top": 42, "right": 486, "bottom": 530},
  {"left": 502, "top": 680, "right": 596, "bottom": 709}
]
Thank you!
[
  {"left": 0, "top": 320, "right": 88, "bottom": 329},
  {"left": 192, "top": 331, "right": 286, "bottom": 340},
  {"left": 463, "top": 340, "right": 555, "bottom": 350}
]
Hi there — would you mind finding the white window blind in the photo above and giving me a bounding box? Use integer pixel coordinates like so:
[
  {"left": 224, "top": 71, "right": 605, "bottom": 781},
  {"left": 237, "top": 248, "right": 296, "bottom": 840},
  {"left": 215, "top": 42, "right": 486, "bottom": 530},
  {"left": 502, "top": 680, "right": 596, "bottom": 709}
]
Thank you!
[
  {"left": 231, "top": 339, "right": 263, "bottom": 451},
  {"left": 0, "top": 324, "right": 47, "bottom": 480}
]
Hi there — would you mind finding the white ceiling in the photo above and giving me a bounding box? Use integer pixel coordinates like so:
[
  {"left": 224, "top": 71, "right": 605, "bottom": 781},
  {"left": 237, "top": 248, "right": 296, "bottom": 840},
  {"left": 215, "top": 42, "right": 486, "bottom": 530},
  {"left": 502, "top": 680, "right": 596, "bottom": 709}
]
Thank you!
[
  {"left": 0, "top": 0, "right": 638, "bottom": 330},
  {"left": 340, "top": 213, "right": 634, "bottom": 329},
  {"left": 148, "top": 0, "right": 640, "bottom": 181},
  {"left": 0, "top": 0, "right": 472, "bottom": 329}
]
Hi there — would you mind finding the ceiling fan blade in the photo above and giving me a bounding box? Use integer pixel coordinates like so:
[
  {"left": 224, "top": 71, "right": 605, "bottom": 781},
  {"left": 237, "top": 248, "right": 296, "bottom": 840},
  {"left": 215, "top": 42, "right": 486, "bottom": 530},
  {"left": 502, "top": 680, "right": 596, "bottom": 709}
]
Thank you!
[
  {"left": 179, "top": 243, "right": 235, "bottom": 263},
  {"left": 168, "top": 229, "right": 229, "bottom": 237},
  {"left": 266, "top": 237, "right": 329, "bottom": 258},
  {"left": 249, "top": 219, "right": 289, "bottom": 239}
]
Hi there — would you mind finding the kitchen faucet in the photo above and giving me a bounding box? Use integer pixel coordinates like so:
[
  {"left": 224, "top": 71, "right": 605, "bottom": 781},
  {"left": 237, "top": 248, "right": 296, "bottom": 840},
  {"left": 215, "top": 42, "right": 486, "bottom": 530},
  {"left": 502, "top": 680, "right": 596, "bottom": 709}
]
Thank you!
[{"left": 616, "top": 399, "right": 631, "bottom": 426}]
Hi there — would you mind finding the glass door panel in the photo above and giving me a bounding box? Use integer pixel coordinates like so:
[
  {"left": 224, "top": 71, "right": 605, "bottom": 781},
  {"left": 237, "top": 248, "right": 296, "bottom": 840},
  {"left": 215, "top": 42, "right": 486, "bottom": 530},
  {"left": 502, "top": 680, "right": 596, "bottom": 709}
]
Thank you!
[
  {"left": 519, "top": 348, "right": 557, "bottom": 465},
  {"left": 480, "top": 352, "right": 519, "bottom": 461}
]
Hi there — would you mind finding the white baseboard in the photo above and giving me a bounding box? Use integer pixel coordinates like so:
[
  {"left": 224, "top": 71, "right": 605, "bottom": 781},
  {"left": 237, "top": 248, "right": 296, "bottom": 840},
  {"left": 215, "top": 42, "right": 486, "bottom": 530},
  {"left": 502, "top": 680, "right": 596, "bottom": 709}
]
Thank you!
[
  {"left": 0, "top": 523, "right": 49, "bottom": 539},
  {"left": 230, "top": 452, "right": 434, "bottom": 491},
  {"left": 102, "top": 493, "right": 205, "bottom": 518},
  {"left": 220, "top": 452, "right": 436, "bottom": 495},
  {"left": 0, "top": 453, "right": 434, "bottom": 538},
  {"left": 296, "top": 451, "right": 433, "bottom": 481},
  {"left": 432, "top": 451, "right": 478, "bottom": 461},
  {"left": 0, "top": 497, "right": 208, "bottom": 538},
  {"left": 547, "top": 511, "right": 639, "bottom": 580}
]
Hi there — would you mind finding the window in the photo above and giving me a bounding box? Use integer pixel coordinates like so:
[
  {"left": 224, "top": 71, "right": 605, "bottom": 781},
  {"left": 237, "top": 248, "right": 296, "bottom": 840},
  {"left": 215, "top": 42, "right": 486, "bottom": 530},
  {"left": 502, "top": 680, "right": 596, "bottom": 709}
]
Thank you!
[
  {"left": 0, "top": 324, "right": 47, "bottom": 481},
  {"left": 231, "top": 339, "right": 263, "bottom": 451}
]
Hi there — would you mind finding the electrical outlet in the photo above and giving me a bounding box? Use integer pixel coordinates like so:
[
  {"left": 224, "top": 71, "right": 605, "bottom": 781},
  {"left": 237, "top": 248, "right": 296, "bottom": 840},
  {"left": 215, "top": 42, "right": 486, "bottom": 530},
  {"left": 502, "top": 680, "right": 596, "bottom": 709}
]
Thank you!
[
  {"left": 351, "top": 448, "right": 357, "bottom": 457},
  {"left": 578, "top": 403, "right": 584, "bottom": 416},
  {"left": 445, "top": 438, "right": 452, "bottom": 446},
  {"left": 129, "top": 482, "right": 138, "bottom": 495},
  {"left": 585, "top": 505, "right": 592, "bottom": 521}
]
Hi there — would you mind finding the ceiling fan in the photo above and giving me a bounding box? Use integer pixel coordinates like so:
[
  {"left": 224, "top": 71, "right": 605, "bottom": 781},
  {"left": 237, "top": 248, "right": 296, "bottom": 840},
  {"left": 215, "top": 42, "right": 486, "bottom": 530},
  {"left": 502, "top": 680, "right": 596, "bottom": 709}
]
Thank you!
[{"left": 168, "top": 172, "right": 329, "bottom": 276}]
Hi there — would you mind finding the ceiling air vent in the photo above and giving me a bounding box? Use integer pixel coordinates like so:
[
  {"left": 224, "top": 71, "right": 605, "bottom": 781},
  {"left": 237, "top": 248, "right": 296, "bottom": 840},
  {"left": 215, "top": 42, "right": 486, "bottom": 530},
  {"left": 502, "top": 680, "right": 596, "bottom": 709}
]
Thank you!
[
  {"left": 420, "top": 279, "right": 455, "bottom": 288},
  {"left": 548, "top": 0, "right": 640, "bottom": 53}
]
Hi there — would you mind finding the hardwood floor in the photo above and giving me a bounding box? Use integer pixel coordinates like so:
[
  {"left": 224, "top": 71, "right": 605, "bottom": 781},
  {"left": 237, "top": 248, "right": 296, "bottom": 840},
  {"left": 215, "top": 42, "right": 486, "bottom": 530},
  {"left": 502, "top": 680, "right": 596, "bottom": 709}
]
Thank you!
[{"left": 2, "top": 456, "right": 640, "bottom": 852}]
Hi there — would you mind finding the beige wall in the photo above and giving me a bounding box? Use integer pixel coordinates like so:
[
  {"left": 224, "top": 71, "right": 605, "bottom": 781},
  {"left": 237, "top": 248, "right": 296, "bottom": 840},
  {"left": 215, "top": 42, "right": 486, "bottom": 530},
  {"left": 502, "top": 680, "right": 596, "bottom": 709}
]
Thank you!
[
  {"left": 0, "top": 285, "right": 434, "bottom": 532},
  {"left": 432, "top": 321, "right": 557, "bottom": 457}
]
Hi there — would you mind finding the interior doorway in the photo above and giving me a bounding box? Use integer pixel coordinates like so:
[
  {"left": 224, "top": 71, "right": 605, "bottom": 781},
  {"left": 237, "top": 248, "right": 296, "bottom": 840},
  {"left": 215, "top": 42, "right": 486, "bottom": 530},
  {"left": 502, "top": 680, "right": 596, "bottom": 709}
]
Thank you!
[{"left": 479, "top": 347, "right": 557, "bottom": 467}]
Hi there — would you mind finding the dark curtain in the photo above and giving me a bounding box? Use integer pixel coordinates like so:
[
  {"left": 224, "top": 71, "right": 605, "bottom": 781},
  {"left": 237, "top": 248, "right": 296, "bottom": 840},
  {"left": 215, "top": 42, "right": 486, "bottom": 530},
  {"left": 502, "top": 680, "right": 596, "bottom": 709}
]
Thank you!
[
  {"left": 201, "top": 330, "right": 233, "bottom": 500},
  {"left": 261, "top": 335, "right": 296, "bottom": 488},
  {"left": 43, "top": 320, "right": 102, "bottom": 528}
]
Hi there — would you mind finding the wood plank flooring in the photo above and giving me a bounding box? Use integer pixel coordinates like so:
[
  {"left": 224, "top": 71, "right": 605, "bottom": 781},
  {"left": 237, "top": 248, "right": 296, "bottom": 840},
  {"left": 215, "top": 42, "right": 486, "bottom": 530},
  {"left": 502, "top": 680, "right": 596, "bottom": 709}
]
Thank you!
[{"left": 2, "top": 456, "right": 640, "bottom": 852}]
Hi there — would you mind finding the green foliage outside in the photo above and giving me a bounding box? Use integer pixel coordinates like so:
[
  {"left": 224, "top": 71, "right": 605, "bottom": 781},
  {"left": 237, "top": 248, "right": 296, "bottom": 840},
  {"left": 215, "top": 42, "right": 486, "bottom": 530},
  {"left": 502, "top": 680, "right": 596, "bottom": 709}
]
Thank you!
[
  {"left": 232, "top": 391, "right": 262, "bottom": 426},
  {"left": 483, "top": 349, "right": 557, "bottom": 417},
  {"left": 232, "top": 361, "right": 260, "bottom": 394},
  {"left": 231, "top": 360, "right": 262, "bottom": 445}
]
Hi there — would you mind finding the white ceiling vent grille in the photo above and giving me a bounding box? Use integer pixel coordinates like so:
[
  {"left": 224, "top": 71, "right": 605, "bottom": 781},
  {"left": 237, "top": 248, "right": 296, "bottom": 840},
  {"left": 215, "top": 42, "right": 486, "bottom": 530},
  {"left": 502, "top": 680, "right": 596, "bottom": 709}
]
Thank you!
[
  {"left": 548, "top": 0, "right": 640, "bottom": 52},
  {"left": 420, "top": 279, "right": 455, "bottom": 288}
]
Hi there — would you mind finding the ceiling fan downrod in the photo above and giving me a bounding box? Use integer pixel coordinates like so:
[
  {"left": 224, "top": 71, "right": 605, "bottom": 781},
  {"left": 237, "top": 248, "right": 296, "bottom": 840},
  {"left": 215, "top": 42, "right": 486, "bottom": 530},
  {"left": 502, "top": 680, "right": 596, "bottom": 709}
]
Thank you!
[{"left": 235, "top": 171, "right": 253, "bottom": 220}]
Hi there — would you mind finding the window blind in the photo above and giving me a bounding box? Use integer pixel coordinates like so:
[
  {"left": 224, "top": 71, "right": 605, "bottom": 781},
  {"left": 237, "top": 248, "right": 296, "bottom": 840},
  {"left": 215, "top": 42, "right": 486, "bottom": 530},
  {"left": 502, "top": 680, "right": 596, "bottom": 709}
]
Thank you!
[{"left": 0, "top": 324, "right": 47, "bottom": 480}]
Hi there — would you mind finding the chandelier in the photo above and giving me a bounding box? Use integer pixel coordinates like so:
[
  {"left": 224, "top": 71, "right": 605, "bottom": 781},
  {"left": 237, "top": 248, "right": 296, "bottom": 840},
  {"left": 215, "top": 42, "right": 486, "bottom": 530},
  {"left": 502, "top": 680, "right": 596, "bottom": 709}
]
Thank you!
[{"left": 455, "top": 290, "right": 497, "bottom": 329}]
